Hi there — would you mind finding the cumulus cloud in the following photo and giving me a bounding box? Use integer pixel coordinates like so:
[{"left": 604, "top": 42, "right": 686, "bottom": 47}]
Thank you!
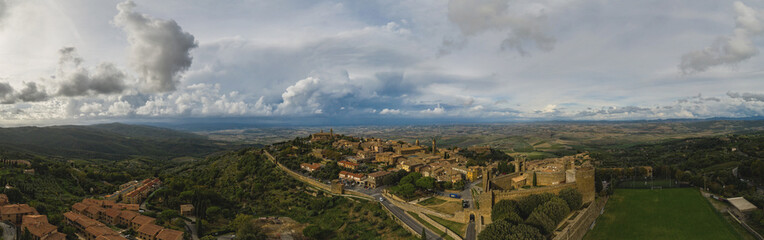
[
  {"left": 420, "top": 104, "right": 446, "bottom": 115},
  {"left": 274, "top": 75, "right": 361, "bottom": 115},
  {"left": 0, "top": 0, "right": 8, "bottom": 26},
  {"left": 134, "top": 83, "right": 269, "bottom": 116},
  {"left": 0, "top": 82, "right": 48, "bottom": 104},
  {"left": 55, "top": 47, "right": 127, "bottom": 96},
  {"left": 114, "top": 0, "right": 197, "bottom": 92},
  {"left": 727, "top": 91, "right": 764, "bottom": 102},
  {"left": 680, "top": 1, "right": 764, "bottom": 74},
  {"left": 447, "top": 0, "right": 556, "bottom": 55},
  {"left": 17, "top": 82, "right": 48, "bottom": 102},
  {"left": 379, "top": 108, "right": 401, "bottom": 115}
]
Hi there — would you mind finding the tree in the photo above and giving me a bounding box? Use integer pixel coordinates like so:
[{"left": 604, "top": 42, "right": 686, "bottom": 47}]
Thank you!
[
  {"left": 421, "top": 228, "right": 427, "bottom": 240},
  {"left": 537, "top": 197, "right": 570, "bottom": 223},
  {"left": 477, "top": 220, "right": 513, "bottom": 240},
  {"left": 507, "top": 224, "right": 544, "bottom": 240},
  {"left": 595, "top": 178, "right": 604, "bottom": 193},
  {"left": 415, "top": 177, "right": 436, "bottom": 190},
  {"left": 517, "top": 193, "right": 555, "bottom": 218},
  {"left": 205, "top": 206, "right": 221, "bottom": 220},
  {"left": 303, "top": 225, "right": 333, "bottom": 240},
  {"left": 558, "top": 188, "right": 583, "bottom": 210},
  {"left": 491, "top": 200, "right": 522, "bottom": 224},
  {"left": 400, "top": 172, "right": 423, "bottom": 185},
  {"left": 393, "top": 183, "right": 416, "bottom": 199},
  {"left": 525, "top": 210, "right": 555, "bottom": 234}
]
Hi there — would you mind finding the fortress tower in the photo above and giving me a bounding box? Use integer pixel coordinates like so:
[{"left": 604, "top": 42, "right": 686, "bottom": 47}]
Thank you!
[
  {"left": 575, "top": 164, "right": 595, "bottom": 203},
  {"left": 483, "top": 167, "right": 491, "bottom": 191}
]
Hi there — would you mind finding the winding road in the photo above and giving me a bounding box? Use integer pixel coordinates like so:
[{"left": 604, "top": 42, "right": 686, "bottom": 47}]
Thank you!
[{"left": 373, "top": 193, "right": 443, "bottom": 240}]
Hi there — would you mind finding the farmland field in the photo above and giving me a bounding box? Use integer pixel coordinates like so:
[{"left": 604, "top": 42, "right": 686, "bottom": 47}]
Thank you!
[{"left": 584, "top": 188, "right": 743, "bottom": 240}]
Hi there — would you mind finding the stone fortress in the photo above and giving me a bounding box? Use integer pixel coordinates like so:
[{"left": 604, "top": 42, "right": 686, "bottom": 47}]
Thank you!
[{"left": 466, "top": 153, "right": 595, "bottom": 232}]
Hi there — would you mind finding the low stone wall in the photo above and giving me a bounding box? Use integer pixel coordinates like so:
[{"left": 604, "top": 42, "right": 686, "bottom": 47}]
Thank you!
[
  {"left": 383, "top": 192, "right": 463, "bottom": 223},
  {"left": 492, "top": 183, "right": 577, "bottom": 204},
  {"left": 727, "top": 209, "right": 764, "bottom": 240},
  {"left": 380, "top": 203, "right": 421, "bottom": 238},
  {"left": 418, "top": 212, "right": 463, "bottom": 240},
  {"left": 552, "top": 196, "right": 608, "bottom": 240}
]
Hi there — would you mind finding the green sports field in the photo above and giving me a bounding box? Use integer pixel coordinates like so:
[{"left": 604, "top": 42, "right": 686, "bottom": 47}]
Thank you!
[{"left": 584, "top": 188, "right": 743, "bottom": 240}]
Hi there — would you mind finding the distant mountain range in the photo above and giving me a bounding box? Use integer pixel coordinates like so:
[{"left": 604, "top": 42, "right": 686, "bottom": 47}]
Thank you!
[{"left": 129, "top": 116, "right": 764, "bottom": 131}]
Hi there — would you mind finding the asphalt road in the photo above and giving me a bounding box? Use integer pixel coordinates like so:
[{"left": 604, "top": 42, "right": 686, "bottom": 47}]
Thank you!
[
  {"left": 376, "top": 194, "right": 442, "bottom": 240},
  {"left": 0, "top": 221, "right": 15, "bottom": 240},
  {"left": 465, "top": 221, "right": 476, "bottom": 240}
]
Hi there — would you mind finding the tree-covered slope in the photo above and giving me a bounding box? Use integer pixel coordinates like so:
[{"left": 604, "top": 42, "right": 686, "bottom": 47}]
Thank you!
[{"left": 0, "top": 123, "right": 229, "bottom": 160}]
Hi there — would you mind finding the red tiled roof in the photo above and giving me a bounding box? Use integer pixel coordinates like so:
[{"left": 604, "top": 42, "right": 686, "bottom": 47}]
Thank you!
[
  {"left": 131, "top": 215, "right": 155, "bottom": 226},
  {"left": 72, "top": 202, "right": 89, "bottom": 213},
  {"left": 137, "top": 223, "right": 163, "bottom": 236},
  {"left": 42, "top": 232, "right": 67, "bottom": 240},
  {"left": 368, "top": 171, "right": 390, "bottom": 178},
  {"left": 22, "top": 215, "right": 57, "bottom": 238},
  {"left": 156, "top": 228, "right": 184, "bottom": 240},
  {"left": 0, "top": 204, "right": 38, "bottom": 215}
]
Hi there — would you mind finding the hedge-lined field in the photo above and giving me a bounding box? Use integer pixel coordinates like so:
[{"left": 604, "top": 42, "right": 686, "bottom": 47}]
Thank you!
[{"left": 585, "top": 188, "right": 742, "bottom": 240}]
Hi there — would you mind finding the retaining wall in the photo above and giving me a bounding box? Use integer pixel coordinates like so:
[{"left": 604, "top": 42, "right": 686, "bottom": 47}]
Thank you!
[
  {"left": 552, "top": 196, "right": 608, "bottom": 240},
  {"left": 418, "top": 212, "right": 463, "bottom": 240}
]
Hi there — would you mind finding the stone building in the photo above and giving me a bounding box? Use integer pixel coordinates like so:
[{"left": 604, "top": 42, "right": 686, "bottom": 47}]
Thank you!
[{"left": 466, "top": 153, "right": 596, "bottom": 234}]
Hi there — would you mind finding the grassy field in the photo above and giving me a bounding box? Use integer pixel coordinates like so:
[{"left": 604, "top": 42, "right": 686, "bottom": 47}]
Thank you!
[
  {"left": 419, "top": 197, "right": 446, "bottom": 206},
  {"left": 422, "top": 199, "right": 463, "bottom": 215},
  {"left": 406, "top": 211, "right": 454, "bottom": 240},
  {"left": 427, "top": 214, "right": 466, "bottom": 238},
  {"left": 585, "top": 188, "right": 743, "bottom": 240}
]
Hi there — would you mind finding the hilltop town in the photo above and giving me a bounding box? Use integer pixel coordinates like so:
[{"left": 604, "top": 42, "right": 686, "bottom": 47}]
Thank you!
[{"left": 266, "top": 129, "right": 599, "bottom": 239}]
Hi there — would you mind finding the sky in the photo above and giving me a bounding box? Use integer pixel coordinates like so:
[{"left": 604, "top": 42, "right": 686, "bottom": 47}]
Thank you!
[{"left": 0, "top": 0, "right": 764, "bottom": 126}]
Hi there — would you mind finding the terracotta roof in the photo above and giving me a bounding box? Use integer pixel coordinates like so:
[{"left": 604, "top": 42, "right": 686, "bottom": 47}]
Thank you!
[
  {"left": 131, "top": 215, "right": 155, "bottom": 226},
  {"left": 112, "top": 204, "right": 139, "bottom": 211},
  {"left": 104, "top": 208, "right": 121, "bottom": 218},
  {"left": 75, "top": 216, "right": 103, "bottom": 229},
  {"left": 118, "top": 211, "right": 138, "bottom": 221},
  {"left": 137, "top": 223, "right": 163, "bottom": 236},
  {"left": 85, "top": 206, "right": 106, "bottom": 216},
  {"left": 72, "top": 203, "right": 89, "bottom": 212},
  {"left": 63, "top": 211, "right": 81, "bottom": 222},
  {"left": 42, "top": 232, "right": 67, "bottom": 240},
  {"left": 22, "top": 215, "right": 57, "bottom": 238},
  {"left": 0, "top": 204, "right": 38, "bottom": 215},
  {"left": 300, "top": 163, "right": 322, "bottom": 170},
  {"left": 95, "top": 235, "right": 127, "bottom": 240},
  {"left": 180, "top": 204, "right": 193, "bottom": 212},
  {"left": 338, "top": 160, "right": 359, "bottom": 166},
  {"left": 156, "top": 228, "right": 184, "bottom": 240},
  {"left": 368, "top": 171, "right": 389, "bottom": 178},
  {"left": 84, "top": 226, "right": 115, "bottom": 238}
]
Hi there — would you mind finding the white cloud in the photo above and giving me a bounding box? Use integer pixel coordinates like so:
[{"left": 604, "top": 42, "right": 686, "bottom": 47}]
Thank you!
[
  {"left": 379, "top": 108, "right": 401, "bottom": 115},
  {"left": 114, "top": 0, "right": 197, "bottom": 92},
  {"left": 420, "top": 104, "right": 445, "bottom": 115},
  {"left": 680, "top": 1, "right": 764, "bottom": 73}
]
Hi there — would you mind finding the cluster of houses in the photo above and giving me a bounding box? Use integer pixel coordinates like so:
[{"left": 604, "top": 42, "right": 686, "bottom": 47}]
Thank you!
[
  {"left": 306, "top": 130, "right": 487, "bottom": 189},
  {"left": 0, "top": 194, "right": 67, "bottom": 240},
  {"left": 105, "top": 178, "right": 162, "bottom": 204},
  {"left": 64, "top": 198, "right": 183, "bottom": 240}
]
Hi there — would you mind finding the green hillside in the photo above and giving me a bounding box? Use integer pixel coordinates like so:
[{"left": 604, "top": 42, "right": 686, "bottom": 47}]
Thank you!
[{"left": 0, "top": 123, "right": 231, "bottom": 160}]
